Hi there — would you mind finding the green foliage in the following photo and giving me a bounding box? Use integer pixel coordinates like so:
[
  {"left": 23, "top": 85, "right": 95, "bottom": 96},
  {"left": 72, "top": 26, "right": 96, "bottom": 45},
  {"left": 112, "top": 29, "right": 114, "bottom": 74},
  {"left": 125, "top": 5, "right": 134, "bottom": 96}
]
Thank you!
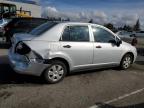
[
  {"left": 104, "top": 19, "right": 141, "bottom": 32},
  {"left": 123, "top": 25, "right": 133, "bottom": 31},
  {"left": 89, "top": 19, "right": 93, "bottom": 23},
  {"left": 104, "top": 23, "right": 118, "bottom": 33},
  {"left": 133, "top": 19, "right": 140, "bottom": 31}
]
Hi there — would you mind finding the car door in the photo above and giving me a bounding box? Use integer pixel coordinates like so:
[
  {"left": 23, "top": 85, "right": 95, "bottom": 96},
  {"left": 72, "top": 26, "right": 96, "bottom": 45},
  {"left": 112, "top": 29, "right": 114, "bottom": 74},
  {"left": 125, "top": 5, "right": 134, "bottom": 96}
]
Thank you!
[
  {"left": 91, "top": 26, "right": 122, "bottom": 65},
  {"left": 60, "top": 25, "right": 93, "bottom": 69}
]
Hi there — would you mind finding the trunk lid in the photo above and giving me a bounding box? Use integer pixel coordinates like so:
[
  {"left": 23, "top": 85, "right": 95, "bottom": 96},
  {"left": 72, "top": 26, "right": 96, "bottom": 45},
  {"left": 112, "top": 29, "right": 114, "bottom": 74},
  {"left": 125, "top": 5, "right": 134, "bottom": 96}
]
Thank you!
[{"left": 11, "top": 33, "right": 35, "bottom": 53}]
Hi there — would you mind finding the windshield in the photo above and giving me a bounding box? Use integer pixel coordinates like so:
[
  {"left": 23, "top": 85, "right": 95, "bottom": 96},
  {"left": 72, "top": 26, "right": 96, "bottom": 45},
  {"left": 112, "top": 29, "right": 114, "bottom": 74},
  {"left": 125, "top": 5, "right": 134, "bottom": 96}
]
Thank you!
[
  {"left": 10, "top": 5, "right": 16, "bottom": 13},
  {"left": 30, "top": 22, "right": 58, "bottom": 36}
]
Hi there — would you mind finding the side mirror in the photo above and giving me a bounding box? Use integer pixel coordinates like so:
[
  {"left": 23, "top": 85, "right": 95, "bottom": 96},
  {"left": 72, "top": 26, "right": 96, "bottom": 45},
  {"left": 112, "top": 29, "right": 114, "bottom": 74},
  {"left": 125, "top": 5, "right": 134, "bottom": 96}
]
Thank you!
[
  {"left": 109, "top": 39, "right": 122, "bottom": 47},
  {"left": 116, "top": 39, "right": 122, "bottom": 47},
  {"left": 109, "top": 40, "right": 117, "bottom": 45}
]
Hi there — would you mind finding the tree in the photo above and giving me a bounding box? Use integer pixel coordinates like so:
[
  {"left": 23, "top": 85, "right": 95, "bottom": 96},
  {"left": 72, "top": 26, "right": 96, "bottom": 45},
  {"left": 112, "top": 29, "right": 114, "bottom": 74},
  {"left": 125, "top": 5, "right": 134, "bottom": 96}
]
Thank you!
[
  {"left": 123, "top": 25, "right": 133, "bottom": 32},
  {"left": 66, "top": 18, "right": 70, "bottom": 21},
  {"left": 63, "top": 18, "right": 70, "bottom": 21},
  {"left": 118, "top": 27, "right": 123, "bottom": 31},
  {"left": 58, "top": 17, "right": 62, "bottom": 21},
  {"left": 89, "top": 19, "right": 93, "bottom": 23},
  {"left": 133, "top": 19, "right": 140, "bottom": 31},
  {"left": 104, "top": 23, "right": 114, "bottom": 30},
  {"left": 104, "top": 23, "right": 118, "bottom": 33}
]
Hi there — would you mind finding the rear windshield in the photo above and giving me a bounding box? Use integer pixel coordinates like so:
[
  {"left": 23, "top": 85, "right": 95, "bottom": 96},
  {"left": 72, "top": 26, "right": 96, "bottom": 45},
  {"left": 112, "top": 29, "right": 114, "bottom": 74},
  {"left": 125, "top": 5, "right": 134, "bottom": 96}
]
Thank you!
[{"left": 30, "top": 22, "right": 58, "bottom": 35}]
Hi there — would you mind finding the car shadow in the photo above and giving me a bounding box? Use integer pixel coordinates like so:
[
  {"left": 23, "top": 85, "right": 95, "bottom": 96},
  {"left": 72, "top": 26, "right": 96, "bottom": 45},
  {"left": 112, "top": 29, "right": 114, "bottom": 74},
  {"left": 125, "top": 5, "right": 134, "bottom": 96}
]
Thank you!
[
  {"left": 0, "top": 55, "right": 115, "bottom": 85},
  {"left": 0, "top": 54, "right": 143, "bottom": 85},
  {"left": 94, "top": 102, "right": 144, "bottom": 108},
  {"left": 0, "top": 55, "right": 45, "bottom": 85},
  {"left": 69, "top": 67, "right": 113, "bottom": 76}
]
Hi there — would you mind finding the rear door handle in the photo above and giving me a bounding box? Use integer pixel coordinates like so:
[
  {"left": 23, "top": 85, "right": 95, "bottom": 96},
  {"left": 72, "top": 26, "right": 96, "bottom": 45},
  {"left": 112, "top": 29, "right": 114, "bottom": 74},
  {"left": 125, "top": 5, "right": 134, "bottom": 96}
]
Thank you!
[
  {"left": 96, "top": 45, "right": 102, "bottom": 48},
  {"left": 63, "top": 45, "right": 71, "bottom": 48}
]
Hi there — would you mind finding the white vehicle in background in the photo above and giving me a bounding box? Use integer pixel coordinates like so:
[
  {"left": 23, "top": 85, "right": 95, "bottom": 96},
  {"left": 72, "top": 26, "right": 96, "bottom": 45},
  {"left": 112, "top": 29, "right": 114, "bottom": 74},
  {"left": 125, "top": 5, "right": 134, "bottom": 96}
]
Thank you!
[
  {"left": 0, "top": 18, "right": 11, "bottom": 28},
  {"left": 116, "top": 30, "right": 144, "bottom": 38},
  {"left": 0, "top": 18, "right": 11, "bottom": 43},
  {"left": 116, "top": 31, "right": 136, "bottom": 44},
  {"left": 116, "top": 31, "right": 134, "bottom": 38},
  {"left": 135, "top": 31, "right": 144, "bottom": 37}
]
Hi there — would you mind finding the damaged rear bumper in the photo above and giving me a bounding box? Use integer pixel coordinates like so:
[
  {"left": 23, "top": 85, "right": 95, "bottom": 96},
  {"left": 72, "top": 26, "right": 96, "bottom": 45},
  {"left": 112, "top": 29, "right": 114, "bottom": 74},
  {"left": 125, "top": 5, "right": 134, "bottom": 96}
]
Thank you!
[{"left": 8, "top": 49, "right": 50, "bottom": 76}]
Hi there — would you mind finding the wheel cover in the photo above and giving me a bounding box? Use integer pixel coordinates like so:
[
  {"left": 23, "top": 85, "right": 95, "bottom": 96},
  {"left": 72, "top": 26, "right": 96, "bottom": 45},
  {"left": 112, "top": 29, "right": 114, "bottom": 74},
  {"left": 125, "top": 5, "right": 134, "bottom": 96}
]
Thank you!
[
  {"left": 48, "top": 65, "right": 64, "bottom": 82},
  {"left": 123, "top": 56, "right": 131, "bottom": 69}
]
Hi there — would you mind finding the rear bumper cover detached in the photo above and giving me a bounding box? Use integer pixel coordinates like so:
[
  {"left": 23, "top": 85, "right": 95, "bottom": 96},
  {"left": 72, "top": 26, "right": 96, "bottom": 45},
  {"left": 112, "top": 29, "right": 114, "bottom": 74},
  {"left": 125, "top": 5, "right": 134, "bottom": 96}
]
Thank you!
[{"left": 8, "top": 49, "right": 50, "bottom": 76}]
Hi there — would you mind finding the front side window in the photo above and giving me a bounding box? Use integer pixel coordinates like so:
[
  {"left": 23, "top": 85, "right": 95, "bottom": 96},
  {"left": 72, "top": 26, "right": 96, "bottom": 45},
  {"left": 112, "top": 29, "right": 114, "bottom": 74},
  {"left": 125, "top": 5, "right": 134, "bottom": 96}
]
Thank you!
[
  {"left": 62, "top": 26, "right": 89, "bottom": 42},
  {"left": 92, "top": 26, "right": 115, "bottom": 43}
]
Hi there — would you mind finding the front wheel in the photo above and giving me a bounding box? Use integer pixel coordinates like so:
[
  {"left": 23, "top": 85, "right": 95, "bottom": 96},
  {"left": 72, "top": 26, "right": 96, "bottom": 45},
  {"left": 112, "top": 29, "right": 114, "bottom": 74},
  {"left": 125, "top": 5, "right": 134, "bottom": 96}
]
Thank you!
[
  {"left": 43, "top": 60, "right": 67, "bottom": 84},
  {"left": 120, "top": 54, "right": 133, "bottom": 70}
]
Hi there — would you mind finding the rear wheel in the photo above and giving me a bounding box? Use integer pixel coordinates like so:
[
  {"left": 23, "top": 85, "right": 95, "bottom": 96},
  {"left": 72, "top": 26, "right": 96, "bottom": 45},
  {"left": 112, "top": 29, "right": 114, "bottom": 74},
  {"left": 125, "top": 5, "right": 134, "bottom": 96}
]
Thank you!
[
  {"left": 43, "top": 60, "right": 67, "bottom": 84},
  {"left": 120, "top": 54, "right": 133, "bottom": 70}
]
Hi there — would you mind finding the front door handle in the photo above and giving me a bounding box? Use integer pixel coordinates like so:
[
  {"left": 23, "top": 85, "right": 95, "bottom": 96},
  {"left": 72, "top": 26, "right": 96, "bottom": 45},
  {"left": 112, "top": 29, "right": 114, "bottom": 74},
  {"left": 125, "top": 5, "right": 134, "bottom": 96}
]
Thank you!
[
  {"left": 96, "top": 45, "right": 102, "bottom": 48},
  {"left": 63, "top": 45, "right": 71, "bottom": 48}
]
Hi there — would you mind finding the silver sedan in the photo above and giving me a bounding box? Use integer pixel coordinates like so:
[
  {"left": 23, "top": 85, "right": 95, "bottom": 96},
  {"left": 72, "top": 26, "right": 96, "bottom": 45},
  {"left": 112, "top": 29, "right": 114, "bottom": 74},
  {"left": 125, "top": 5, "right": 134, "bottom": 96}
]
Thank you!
[{"left": 8, "top": 22, "right": 137, "bottom": 83}]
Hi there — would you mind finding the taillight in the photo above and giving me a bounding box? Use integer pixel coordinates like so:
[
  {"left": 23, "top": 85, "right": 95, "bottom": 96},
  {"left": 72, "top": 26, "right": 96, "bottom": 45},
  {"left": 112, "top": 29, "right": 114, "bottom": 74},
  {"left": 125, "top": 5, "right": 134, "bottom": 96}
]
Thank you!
[{"left": 15, "top": 41, "right": 31, "bottom": 55}]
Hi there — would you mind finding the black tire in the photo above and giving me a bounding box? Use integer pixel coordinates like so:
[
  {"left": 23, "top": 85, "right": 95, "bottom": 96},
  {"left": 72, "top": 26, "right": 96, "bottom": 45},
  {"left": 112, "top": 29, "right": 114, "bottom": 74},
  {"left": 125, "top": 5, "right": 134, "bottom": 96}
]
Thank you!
[
  {"left": 120, "top": 54, "right": 133, "bottom": 70},
  {"left": 43, "top": 60, "right": 67, "bottom": 84}
]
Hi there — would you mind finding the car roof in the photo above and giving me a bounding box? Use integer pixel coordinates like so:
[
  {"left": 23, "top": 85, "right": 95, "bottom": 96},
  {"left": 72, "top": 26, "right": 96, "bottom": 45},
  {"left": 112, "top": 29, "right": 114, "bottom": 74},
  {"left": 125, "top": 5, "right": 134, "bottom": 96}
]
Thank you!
[
  {"left": 58, "top": 22, "right": 102, "bottom": 26},
  {"left": 55, "top": 22, "right": 110, "bottom": 32}
]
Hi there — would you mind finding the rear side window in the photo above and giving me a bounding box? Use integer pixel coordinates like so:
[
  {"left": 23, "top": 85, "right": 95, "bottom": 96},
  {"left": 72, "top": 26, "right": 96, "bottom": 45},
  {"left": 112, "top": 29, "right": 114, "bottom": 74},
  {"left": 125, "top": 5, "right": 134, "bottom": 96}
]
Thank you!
[
  {"left": 30, "top": 22, "right": 57, "bottom": 35},
  {"left": 61, "top": 26, "right": 89, "bottom": 42}
]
